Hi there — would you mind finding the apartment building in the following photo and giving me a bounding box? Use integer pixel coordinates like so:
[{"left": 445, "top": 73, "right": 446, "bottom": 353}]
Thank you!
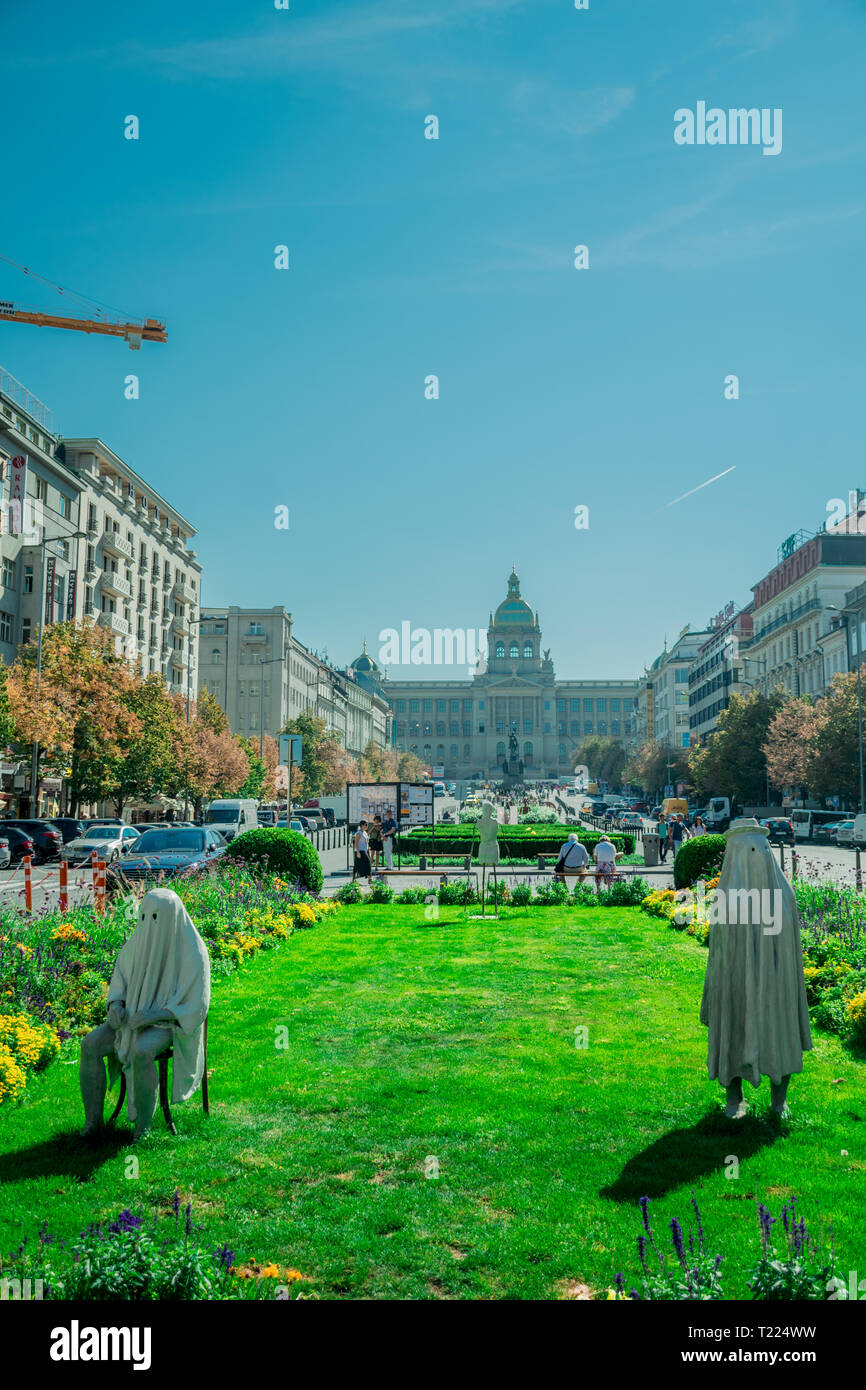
[
  {"left": 635, "top": 626, "right": 712, "bottom": 752},
  {"left": 198, "top": 606, "right": 293, "bottom": 738},
  {"left": 60, "top": 440, "right": 202, "bottom": 698},
  {"left": 742, "top": 528, "right": 866, "bottom": 699},
  {"left": 688, "top": 603, "right": 754, "bottom": 743},
  {"left": 0, "top": 366, "right": 86, "bottom": 663}
]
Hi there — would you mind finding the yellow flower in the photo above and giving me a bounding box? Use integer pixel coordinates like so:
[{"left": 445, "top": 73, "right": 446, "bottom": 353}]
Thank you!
[
  {"left": 260, "top": 1264, "right": 281, "bottom": 1278},
  {"left": 0, "top": 1043, "right": 26, "bottom": 1102},
  {"left": 51, "top": 924, "right": 87, "bottom": 945}
]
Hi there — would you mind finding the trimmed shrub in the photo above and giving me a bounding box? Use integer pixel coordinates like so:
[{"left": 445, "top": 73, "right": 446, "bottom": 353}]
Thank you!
[
  {"left": 510, "top": 882, "right": 532, "bottom": 906},
  {"left": 438, "top": 881, "right": 478, "bottom": 905},
  {"left": 534, "top": 880, "right": 570, "bottom": 906},
  {"left": 598, "top": 875, "right": 649, "bottom": 906},
  {"left": 672, "top": 835, "right": 727, "bottom": 889},
  {"left": 230, "top": 828, "right": 324, "bottom": 893}
]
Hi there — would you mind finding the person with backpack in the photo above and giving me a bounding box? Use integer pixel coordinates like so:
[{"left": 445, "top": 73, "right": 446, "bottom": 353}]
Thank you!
[
  {"left": 657, "top": 812, "right": 669, "bottom": 863},
  {"left": 669, "top": 814, "right": 689, "bottom": 857}
]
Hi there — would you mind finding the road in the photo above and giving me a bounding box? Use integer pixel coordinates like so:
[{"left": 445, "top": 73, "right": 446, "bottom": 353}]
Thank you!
[{"left": 0, "top": 861, "right": 99, "bottom": 915}]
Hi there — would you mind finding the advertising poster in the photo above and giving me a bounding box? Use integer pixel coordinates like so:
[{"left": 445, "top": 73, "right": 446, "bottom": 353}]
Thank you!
[{"left": 348, "top": 782, "right": 399, "bottom": 827}]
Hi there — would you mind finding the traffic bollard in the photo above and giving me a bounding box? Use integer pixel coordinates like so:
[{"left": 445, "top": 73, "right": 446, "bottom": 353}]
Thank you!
[
  {"left": 59, "top": 859, "right": 69, "bottom": 913},
  {"left": 23, "top": 854, "right": 32, "bottom": 914}
]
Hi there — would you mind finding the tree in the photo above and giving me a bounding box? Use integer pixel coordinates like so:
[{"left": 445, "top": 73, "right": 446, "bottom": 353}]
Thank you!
[
  {"left": 279, "top": 712, "right": 331, "bottom": 798},
  {"left": 320, "top": 738, "right": 359, "bottom": 793},
  {"left": 361, "top": 740, "right": 399, "bottom": 783},
  {"left": 7, "top": 621, "right": 141, "bottom": 813},
  {"left": 397, "top": 751, "right": 428, "bottom": 782},
  {"left": 688, "top": 689, "right": 784, "bottom": 805},
  {"left": 109, "top": 674, "right": 184, "bottom": 815},
  {"left": 197, "top": 687, "right": 230, "bottom": 736},
  {"left": 624, "top": 740, "right": 690, "bottom": 800},
  {"left": 574, "top": 737, "right": 626, "bottom": 787},
  {"left": 805, "top": 668, "right": 864, "bottom": 806},
  {"left": 237, "top": 737, "right": 267, "bottom": 800},
  {"left": 170, "top": 696, "right": 249, "bottom": 812},
  {"left": 763, "top": 698, "right": 823, "bottom": 794}
]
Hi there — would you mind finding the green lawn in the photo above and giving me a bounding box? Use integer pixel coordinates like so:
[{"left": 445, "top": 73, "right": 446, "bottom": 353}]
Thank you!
[{"left": 1, "top": 904, "right": 863, "bottom": 1299}]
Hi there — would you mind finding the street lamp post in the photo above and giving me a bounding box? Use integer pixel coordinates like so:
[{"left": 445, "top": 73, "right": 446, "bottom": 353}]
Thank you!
[{"left": 29, "top": 528, "right": 87, "bottom": 817}]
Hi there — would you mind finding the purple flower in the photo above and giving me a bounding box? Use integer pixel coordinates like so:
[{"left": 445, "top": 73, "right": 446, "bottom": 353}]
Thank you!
[
  {"left": 215, "top": 1243, "right": 235, "bottom": 1272},
  {"left": 670, "top": 1217, "right": 686, "bottom": 1269},
  {"left": 171, "top": 1189, "right": 181, "bottom": 1221},
  {"left": 107, "top": 1210, "right": 143, "bottom": 1236},
  {"left": 184, "top": 1202, "right": 192, "bottom": 1237},
  {"left": 639, "top": 1195, "right": 651, "bottom": 1235}
]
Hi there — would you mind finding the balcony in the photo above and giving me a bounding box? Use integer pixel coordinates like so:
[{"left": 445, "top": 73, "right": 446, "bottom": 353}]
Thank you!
[
  {"left": 170, "top": 648, "right": 186, "bottom": 669},
  {"left": 102, "top": 530, "right": 134, "bottom": 561},
  {"left": 98, "top": 611, "right": 129, "bottom": 637},
  {"left": 172, "top": 614, "right": 187, "bottom": 637},
  {"left": 101, "top": 570, "right": 132, "bottom": 601},
  {"left": 161, "top": 643, "right": 172, "bottom": 661},
  {"left": 171, "top": 580, "right": 197, "bottom": 606}
]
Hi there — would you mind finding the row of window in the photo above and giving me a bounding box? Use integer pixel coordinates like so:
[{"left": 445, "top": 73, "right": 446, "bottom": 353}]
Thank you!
[{"left": 392, "top": 694, "right": 623, "bottom": 714}]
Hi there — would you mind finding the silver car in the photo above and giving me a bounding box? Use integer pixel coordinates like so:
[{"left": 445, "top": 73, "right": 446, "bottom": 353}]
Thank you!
[{"left": 61, "top": 824, "right": 141, "bottom": 865}]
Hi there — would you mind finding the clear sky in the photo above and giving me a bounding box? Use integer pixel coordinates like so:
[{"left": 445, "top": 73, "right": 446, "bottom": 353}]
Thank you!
[{"left": 2, "top": 0, "right": 865, "bottom": 680}]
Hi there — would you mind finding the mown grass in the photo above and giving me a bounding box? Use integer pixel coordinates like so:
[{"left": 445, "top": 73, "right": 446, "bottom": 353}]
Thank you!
[{"left": 0, "top": 905, "right": 863, "bottom": 1299}]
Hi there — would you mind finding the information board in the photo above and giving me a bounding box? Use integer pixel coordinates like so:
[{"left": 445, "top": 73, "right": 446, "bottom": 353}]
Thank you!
[
  {"left": 400, "top": 783, "right": 434, "bottom": 827},
  {"left": 347, "top": 782, "right": 399, "bottom": 826}
]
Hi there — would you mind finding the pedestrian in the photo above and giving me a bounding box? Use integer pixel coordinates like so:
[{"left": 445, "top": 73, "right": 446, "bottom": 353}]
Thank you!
[
  {"left": 381, "top": 809, "right": 397, "bottom": 870},
  {"left": 368, "top": 815, "right": 384, "bottom": 871},
  {"left": 657, "top": 812, "right": 668, "bottom": 862},
  {"left": 353, "top": 819, "right": 372, "bottom": 883},
  {"left": 669, "top": 814, "right": 689, "bottom": 856},
  {"left": 593, "top": 833, "right": 617, "bottom": 889},
  {"left": 691, "top": 815, "right": 707, "bottom": 837},
  {"left": 555, "top": 832, "right": 590, "bottom": 883}
]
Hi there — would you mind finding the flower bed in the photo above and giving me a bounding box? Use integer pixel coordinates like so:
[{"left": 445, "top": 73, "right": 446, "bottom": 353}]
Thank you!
[
  {"left": 0, "top": 862, "right": 337, "bottom": 1104},
  {"left": 0, "top": 1193, "right": 311, "bottom": 1301},
  {"left": 640, "top": 875, "right": 866, "bottom": 1049}
]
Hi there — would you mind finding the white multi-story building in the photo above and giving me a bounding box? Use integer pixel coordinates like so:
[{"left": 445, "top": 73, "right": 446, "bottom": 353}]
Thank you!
[
  {"left": 741, "top": 528, "right": 866, "bottom": 698},
  {"left": 60, "top": 440, "right": 202, "bottom": 699},
  {"left": 198, "top": 606, "right": 293, "bottom": 739},
  {"left": 634, "top": 626, "right": 711, "bottom": 752}
]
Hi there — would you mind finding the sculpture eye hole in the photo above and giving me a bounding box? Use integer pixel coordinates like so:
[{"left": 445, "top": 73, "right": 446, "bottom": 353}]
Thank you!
[{"left": 153, "top": 911, "right": 158, "bottom": 918}]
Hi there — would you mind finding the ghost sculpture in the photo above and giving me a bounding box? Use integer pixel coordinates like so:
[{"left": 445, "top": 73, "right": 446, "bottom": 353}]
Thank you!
[
  {"left": 700, "top": 818, "right": 812, "bottom": 1119},
  {"left": 80, "top": 887, "right": 211, "bottom": 1141}
]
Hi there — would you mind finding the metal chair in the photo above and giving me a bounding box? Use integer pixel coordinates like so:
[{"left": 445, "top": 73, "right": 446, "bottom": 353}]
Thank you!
[{"left": 107, "top": 1019, "right": 209, "bottom": 1134}]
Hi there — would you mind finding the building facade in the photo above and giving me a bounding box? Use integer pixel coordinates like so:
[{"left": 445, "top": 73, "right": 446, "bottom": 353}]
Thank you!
[
  {"left": 688, "top": 604, "right": 754, "bottom": 743},
  {"left": 384, "top": 571, "right": 636, "bottom": 780},
  {"left": 741, "top": 530, "right": 866, "bottom": 699},
  {"left": 60, "top": 439, "right": 202, "bottom": 699}
]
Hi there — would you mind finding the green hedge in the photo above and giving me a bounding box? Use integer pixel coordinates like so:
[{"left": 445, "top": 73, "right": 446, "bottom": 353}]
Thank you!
[
  {"left": 672, "top": 834, "right": 727, "bottom": 889},
  {"left": 398, "top": 827, "right": 634, "bottom": 859},
  {"left": 231, "top": 827, "right": 324, "bottom": 893}
]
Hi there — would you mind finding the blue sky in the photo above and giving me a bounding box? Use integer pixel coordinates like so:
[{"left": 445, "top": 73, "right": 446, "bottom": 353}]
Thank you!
[{"left": 1, "top": 0, "right": 865, "bottom": 680}]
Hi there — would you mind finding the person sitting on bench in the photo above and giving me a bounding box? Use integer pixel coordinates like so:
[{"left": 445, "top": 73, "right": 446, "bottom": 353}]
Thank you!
[
  {"left": 555, "top": 833, "right": 590, "bottom": 882},
  {"left": 80, "top": 887, "right": 210, "bottom": 1143}
]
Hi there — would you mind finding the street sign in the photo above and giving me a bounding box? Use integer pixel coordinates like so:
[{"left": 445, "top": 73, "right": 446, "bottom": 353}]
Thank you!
[
  {"left": 664, "top": 784, "right": 674, "bottom": 797},
  {"left": 279, "top": 734, "right": 302, "bottom": 765}
]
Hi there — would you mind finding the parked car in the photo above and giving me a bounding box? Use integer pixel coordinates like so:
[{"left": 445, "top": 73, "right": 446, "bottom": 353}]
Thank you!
[
  {"left": 61, "top": 824, "right": 142, "bottom": 865},
  {"left": 289, "top": 818, "right": 309, "bottom": 835},
  {"left": 834, "top": 820, "right": 856, "bottom": 846},
  {"left": 50, "top": 817, "right": 88, "bottom": 844},
  {"left": 0, "top": 836, "right": 10, "bottom": 869},
  {"left": 0, "top": 818, "right": 64, "bottom": 864},
  {"left": 299, "top": 809, "right": 328, "bottom": 832},
  {"left": 292, "top": 814, "right": 314, "bottom": 833},
  {"left": 118, "top": 827, "right": 228, "bottom": 881},
  {"left": 761, "top": 818, "right": 795, "bottom": 846},
  {"left": 813, "top": 820, "right": 846, "bottom": 845},
  {"left": 0, "top": 826, "right": 35, "bottom": 863},
  {"left": 83, "top": 818, "right": 125, "bottom": 828}
]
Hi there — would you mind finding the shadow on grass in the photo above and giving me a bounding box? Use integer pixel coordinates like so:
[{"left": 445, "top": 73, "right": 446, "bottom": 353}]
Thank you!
[
  {"left": 601, "top": 1110, "right": 780, "bottom": 1202},
  {"left": 0, "top": 1126, "right": 133, "bottom": 1186}
]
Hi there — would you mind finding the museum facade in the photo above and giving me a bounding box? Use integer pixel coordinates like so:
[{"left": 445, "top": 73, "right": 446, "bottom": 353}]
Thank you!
[{"left": 371, "top": 571, "right": 637, "bottom": 780}]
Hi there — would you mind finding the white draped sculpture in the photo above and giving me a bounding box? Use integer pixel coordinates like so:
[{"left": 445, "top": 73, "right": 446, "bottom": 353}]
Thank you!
[
  {"left": 700, "top": 819, "right": 812, "bottom": 1118},
  {"left": 80, "top": 888, "right": 211, "bottom": 1141}
]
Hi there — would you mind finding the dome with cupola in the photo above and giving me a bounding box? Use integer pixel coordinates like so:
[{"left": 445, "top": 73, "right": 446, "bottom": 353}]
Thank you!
[{"left": 493, "top": 570, "right": 535, "bottom": 626}]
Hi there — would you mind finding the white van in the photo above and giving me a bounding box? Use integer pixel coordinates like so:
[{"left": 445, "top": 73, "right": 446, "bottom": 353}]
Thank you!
[
  {"left": 850, "top": 814, "right": 866, "bottom": 848},
  {"left": 203, "top": 798, "right": 259, "bottom": 842}
]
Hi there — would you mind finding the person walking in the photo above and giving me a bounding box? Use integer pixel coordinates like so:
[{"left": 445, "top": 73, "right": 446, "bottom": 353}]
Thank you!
[
  {"left": 353, "top": 820, "right": 372, "bottom": 883},
  {"left": 657, "top": 812, "right": 669, "bottom": 863},
  {"left": 381, "top": 810, "right": 397, "bottom": 870},
  {"left": 669, "top": 813, "right": 689, "bottom": 857},
  {"left": 691, "top": 815, "right": 707, "bottom": 837}
]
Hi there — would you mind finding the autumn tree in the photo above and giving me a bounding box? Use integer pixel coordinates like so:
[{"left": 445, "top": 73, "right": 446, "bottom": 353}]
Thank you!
[
  {"left": 361, "top": 740, "right": 398, "bottom": 782},
  {"left": 7, "top": 621, "right": 141, "bottom": 813},
  {"left": 170, "top": 696, "right": 249, "bottom": 813},
  {"left": 320, "top": 738, "right": 359, "bottom": 793},
  {"left": 763, "top": 698, "right": 823, "bottom": 796},
  {"left": 574, "top": 737, "right": 626, "bottom": 787},
  {"left": 624, "top": 740, "right": 690, "bottom": 799},
  {"left": 397, "top": 750, "right": 428, "bottom": 783}
]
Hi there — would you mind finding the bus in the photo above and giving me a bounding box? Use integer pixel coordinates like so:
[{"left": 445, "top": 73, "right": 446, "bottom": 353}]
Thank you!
[{"left": 790, "top": 809, "right": 846, "bottom": 842}]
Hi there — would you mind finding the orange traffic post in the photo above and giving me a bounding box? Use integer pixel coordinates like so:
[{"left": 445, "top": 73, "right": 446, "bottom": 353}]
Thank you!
[
  {"left": 91, "top": 850, "right": 98, "bottom": 901},
  {"left": 23, "top": 854, "right": 33, "bottom": 914},
  {"left": 58, "top": 859, "right": 69, "bottom": 913},
  {"left": 96, "top": 859, "right": 106, "bottom": 914}
]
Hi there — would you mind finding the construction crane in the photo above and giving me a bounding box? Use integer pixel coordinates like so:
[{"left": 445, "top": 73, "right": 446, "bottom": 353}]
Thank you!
[{"left": 0, "top": 254, "right": 166, "bottom": 350}]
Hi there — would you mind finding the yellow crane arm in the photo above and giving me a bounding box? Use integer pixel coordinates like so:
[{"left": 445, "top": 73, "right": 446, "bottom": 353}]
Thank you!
[{"left": 0, "top": 302, "right": 166, "bottom": 349}]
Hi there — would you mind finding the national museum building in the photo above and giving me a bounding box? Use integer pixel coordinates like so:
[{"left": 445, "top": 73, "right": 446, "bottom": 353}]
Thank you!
[{"left": 377, "top": 571, "right": 636, "bottom": 780}]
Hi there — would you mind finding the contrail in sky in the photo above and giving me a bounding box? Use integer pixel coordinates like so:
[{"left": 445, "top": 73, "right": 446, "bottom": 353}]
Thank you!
[{"left": 663, "top": 466, "right": 736, "bottom": 509}]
